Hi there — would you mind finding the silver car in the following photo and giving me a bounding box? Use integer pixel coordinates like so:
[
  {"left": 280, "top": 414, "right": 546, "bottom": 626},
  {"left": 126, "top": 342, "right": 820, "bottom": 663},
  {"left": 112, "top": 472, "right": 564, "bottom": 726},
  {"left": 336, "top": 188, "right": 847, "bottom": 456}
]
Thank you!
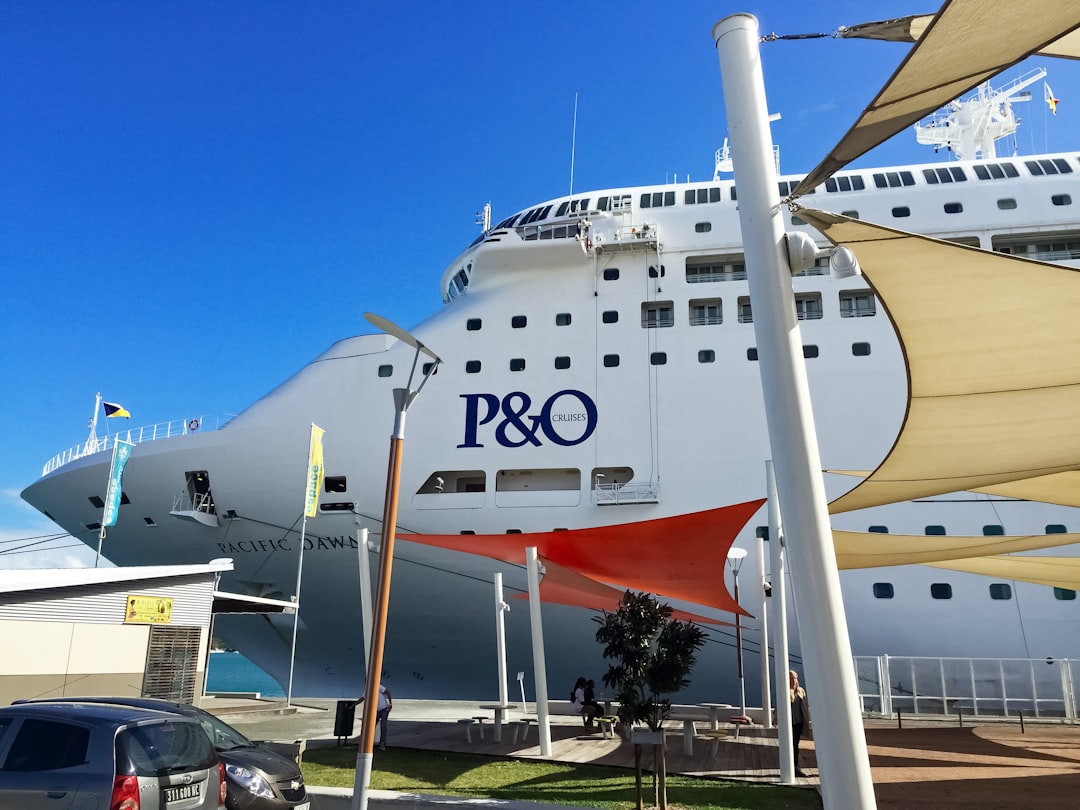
[{"left": 0, "top": 701, "right": 224, "bottom": 809}]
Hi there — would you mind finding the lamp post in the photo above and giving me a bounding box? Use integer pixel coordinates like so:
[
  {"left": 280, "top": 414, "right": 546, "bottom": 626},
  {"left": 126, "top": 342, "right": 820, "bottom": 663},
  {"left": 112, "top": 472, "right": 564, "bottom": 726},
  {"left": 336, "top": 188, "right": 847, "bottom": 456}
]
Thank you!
[
  {"left": 352, "top": 313, "right": 441, "bottom": 810},
  {"left": 727, "top": 547, "right": 748, "bottom": 717}
]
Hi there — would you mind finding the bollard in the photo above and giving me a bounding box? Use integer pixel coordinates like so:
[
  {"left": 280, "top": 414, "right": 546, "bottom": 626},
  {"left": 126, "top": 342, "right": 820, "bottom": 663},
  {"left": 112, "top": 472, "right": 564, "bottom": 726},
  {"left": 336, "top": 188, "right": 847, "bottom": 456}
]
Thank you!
[
  {"left": 957, "top": 707, "right": 963, "bottom": 728},
  {"left": 1017, "top": 709, "right": 1025, "bottom": 734},
  {"left": 897, "top": 710, "right": 903, "bottom": 730}
]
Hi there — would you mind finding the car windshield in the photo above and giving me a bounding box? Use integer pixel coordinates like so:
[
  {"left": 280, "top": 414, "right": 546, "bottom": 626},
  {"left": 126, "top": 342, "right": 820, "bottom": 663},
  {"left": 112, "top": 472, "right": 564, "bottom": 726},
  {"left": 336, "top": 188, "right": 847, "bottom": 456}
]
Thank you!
[{"left": 191, "top": 710, "right": 255, "bottom": 752}]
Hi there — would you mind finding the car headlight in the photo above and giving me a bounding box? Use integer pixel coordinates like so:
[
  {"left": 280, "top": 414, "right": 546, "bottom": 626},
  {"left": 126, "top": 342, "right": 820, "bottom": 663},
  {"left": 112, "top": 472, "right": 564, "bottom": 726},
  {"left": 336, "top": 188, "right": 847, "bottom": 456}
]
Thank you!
[{"left": 224, "top": 763, "right": 275, "bottom": 799}]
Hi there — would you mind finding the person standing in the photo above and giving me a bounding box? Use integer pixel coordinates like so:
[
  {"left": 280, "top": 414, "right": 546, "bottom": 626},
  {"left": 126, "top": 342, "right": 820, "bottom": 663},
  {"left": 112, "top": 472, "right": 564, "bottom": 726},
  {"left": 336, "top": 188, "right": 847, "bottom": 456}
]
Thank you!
[
  {"left": 789, "top": 670, "right": 810, "bottom": 776},
  {"left": 358, "top": 683, "right": 393, "bottom": 750}
]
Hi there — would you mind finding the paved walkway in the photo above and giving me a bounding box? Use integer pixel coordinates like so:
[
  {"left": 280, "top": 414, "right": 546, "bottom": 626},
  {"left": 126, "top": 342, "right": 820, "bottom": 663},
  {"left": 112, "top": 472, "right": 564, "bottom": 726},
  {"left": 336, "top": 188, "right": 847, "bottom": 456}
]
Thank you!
[{"left": 212, "top": 699, "right": 1080, "bottom": 809}]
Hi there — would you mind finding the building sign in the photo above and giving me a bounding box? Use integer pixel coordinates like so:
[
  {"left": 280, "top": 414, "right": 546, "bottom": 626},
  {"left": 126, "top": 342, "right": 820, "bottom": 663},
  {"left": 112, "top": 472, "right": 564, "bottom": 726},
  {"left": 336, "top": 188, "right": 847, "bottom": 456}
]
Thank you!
[
  {"left": 125, "top": 594, "right": 174, "bottom": 624},
  {"left": 458, "top": 389, "right": 598, "bottom": 448}
]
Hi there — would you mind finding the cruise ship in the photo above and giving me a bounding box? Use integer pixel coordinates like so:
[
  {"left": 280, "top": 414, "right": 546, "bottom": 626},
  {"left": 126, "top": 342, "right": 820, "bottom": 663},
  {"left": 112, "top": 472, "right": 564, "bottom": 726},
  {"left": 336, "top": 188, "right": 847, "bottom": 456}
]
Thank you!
[{"left": 21, "top": 7, "right": 1080, "bottom": 702}]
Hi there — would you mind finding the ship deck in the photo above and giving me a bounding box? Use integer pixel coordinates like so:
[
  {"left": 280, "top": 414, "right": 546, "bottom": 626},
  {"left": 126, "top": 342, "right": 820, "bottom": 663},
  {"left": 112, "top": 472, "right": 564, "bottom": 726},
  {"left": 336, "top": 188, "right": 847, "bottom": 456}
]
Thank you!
[{"left": 212, "top": 698, "right": 1080, "bottom": 809}]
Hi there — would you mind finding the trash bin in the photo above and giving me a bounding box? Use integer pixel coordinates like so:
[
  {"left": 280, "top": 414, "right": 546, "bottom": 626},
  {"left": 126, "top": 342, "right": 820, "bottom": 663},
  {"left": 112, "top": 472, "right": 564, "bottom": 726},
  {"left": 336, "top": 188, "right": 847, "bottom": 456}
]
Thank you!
[{"left": 334, "top": 700, "right": 357, "bottom": 739}]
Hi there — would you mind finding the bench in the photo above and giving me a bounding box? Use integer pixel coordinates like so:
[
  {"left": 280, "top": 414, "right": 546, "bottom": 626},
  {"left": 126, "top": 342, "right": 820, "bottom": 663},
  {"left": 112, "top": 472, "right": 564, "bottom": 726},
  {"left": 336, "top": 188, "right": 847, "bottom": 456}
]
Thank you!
[{"left": 595, "top": 716, "right": 618, "bottom": 739}]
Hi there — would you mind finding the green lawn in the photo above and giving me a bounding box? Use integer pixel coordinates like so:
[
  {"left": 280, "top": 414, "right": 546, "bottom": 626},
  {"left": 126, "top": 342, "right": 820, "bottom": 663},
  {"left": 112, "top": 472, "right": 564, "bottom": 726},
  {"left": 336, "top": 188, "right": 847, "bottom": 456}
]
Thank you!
[{"left": 303, "top": 746, "right": 821, "bottom": 810}]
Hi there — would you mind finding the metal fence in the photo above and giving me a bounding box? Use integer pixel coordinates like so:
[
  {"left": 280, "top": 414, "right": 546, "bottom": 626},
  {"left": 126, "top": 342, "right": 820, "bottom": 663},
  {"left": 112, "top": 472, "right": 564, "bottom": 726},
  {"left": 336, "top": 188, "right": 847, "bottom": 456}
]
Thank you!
[{"left": 854, "top": 654, "right": 1078, "bottom": 721}]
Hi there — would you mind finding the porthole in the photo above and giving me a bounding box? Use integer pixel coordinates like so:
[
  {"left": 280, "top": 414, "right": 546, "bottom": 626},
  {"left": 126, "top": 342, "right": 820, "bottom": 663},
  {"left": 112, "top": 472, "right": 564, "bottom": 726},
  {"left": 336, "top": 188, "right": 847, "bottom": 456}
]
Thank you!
[
  {"left": 650, "top": 352, "right": 667, "bottom": 365},
  {"left": 803, "top": 345, "right": 819, "bottom": 359},
  {"left": 1052, "top": 194, "right": 1073, "bottom": 206},
  {"left": 930, "top": 583, "right": 953, "bottom": 600},
  {"left": 510, "top": 358, "right": 525, "bottom": 372},
  {"left": 892, "top": 206, "right": 911, "bottom": 218},
  {"left": 852, "top": 342, "right": 871, "bottom": 356},
  {"left": 466, "top": 318, "right": 482, "bottom": 331},
  {"left": 378, "top": 365, "right": 393, "bottom": 378},
  {"left": 944, "top": 202, "right": 963, "bottom": 214},
  {"left": 873, "top": 583, "right": 894, "bottom": 599},
  {"left": 555, "top": 356, "right": 571, "bottom": 369},
  {"left": 603, "top": 354, "right": 620, "bottom": 367},
  {"left": 555, "top": 313, "right": 572, "bottom": 326},
  {"left": 989, "top": 583, "right": 1012, "bottom": 600},
  {"left": 997, "top": 198, "right": 1017, "bottom": 210},
  {"left": 695, "top": 222, "right": 712, "bottom": 233},
  {"left": 465, "top": 360, "right": 481, "bottom": 374},
  {"left": 602, "top": 311, "right": 619, "bottom": 324},
  {"left": 925, "top": 525, "right": 946, "bottom": 536},
  {"left": 603, "top": 268, "right": 620, "bottom": 281},
  {"left": 511, "top": 315, "right": 527, "bottom": 328},
  {"left": 747, "top": 347, "right": 758, "bottom": 361},
  {"left": 698, "top": 350, "right": 715, "bottom": 363}
]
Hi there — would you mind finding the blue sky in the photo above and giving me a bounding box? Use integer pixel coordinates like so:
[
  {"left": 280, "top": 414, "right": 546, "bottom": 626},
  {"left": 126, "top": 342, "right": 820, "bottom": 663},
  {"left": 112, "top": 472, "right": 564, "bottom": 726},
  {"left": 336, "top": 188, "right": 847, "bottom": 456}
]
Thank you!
[{"left": 3, "top": 1, "right": 1078, "bottom": 567}]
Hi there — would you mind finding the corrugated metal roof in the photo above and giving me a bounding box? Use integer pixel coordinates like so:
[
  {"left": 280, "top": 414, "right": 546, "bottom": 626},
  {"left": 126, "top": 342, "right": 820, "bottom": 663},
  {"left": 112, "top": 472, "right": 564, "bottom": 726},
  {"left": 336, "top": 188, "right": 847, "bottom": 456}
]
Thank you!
[{"left": 0, "top": 560, "right": 233, "bottom": 594}]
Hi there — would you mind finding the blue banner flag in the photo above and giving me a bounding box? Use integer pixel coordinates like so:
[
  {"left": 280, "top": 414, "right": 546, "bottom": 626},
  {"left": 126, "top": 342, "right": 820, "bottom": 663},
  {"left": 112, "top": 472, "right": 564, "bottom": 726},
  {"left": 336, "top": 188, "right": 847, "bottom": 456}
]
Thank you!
[{"left": 102, "top": 440, "right": 134, "bottom": 527}]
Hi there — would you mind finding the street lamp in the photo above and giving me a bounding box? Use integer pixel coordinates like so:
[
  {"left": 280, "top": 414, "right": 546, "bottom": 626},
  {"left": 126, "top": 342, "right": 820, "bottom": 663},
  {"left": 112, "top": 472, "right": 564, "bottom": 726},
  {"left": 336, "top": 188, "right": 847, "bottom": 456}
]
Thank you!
[
  {"left": 726, "top": 547, "right": 749, "bottom": 717},
  {"left": 353, "top": 313, "right": 441, "bottom": 810}
]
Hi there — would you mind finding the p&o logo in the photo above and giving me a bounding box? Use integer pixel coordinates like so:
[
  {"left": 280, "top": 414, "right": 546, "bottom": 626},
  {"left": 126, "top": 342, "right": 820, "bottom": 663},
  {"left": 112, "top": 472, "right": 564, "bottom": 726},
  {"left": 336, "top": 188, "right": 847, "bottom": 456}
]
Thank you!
[{"left": 458, "top": 389, "right": 598, "bottom": 448}]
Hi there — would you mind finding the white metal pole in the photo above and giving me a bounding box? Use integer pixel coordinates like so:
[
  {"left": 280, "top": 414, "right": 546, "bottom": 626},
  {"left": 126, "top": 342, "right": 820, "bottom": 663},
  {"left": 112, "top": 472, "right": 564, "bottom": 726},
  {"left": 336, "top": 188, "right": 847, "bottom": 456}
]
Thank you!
[
  {"left": 357, "top": 526, "right": 373, "bottom": 674},
  {"left": 526, "top": 547, "right": 552, "bottom": 756},
  {"left": 757, "top": 532, "right": 772, "bottom": 729},
  {"left": 713, "top": 16, "right": 876, "bottom": 808},
  {"left": 494, "top": 572, "right": 510, "bottom": 707},
  {"left": 287, "top": 515, "right": 307, "bottom": 708},
  {"left": 768, "top": 460, "right": 795, "bottom": 784}
]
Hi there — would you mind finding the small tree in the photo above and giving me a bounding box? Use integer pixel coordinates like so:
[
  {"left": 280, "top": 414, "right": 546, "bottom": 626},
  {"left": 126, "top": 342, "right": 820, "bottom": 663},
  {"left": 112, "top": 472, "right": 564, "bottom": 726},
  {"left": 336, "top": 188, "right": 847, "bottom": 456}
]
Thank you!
[{"left": 594, "top": 590, "right": 706, "bottom": 810}]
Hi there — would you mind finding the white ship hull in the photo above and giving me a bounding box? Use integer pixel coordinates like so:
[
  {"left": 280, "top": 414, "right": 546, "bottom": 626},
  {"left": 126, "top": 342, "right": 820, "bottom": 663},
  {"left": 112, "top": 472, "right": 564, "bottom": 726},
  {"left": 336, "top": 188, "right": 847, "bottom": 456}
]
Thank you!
[{"left": 22, "top": 135, "right": 1080, "bottom": 700}]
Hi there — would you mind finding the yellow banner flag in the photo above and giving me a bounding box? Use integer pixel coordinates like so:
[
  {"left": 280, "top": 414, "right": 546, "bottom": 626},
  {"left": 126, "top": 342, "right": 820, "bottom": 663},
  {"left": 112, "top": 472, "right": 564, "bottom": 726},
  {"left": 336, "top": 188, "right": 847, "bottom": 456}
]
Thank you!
[{"left": 304, "top": 424, "right": 325, "bottom": 518}]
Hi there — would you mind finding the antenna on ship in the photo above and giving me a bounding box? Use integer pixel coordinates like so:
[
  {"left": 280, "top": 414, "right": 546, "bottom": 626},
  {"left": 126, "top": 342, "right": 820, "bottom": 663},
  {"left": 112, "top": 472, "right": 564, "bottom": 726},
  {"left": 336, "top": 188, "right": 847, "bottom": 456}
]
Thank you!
[
  {"left": 915, "top": 68, "right": 1047, "bottom": 159},
  {"left": 475, "top": 202, "right": 491, "bottom": 232},
  {"left": 568, "top": 92, "right": 578, "bottom": 201}
]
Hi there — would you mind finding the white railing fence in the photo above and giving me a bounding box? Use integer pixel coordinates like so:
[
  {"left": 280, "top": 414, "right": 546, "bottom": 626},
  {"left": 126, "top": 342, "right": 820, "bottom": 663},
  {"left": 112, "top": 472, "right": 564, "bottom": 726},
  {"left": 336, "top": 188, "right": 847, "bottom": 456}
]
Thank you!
[{"left": 854, "top": 654, "right": 1078, "bottom": 722}]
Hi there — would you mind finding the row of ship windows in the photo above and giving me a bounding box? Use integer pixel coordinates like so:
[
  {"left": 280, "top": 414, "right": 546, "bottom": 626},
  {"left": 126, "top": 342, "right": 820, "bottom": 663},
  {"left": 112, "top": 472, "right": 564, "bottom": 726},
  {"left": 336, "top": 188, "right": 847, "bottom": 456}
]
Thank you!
[
  {"left": 489, "top": 158, "right": 1077, "bottom": 231},
  {"left": 459, "top": 291, "right": 876, "bottom": 332},
  {"left": 375, "top": 341, "right": 875, "bottom": 378},
  {"left": 869, "top": 582, "right": 1077, "bottom": 601}
]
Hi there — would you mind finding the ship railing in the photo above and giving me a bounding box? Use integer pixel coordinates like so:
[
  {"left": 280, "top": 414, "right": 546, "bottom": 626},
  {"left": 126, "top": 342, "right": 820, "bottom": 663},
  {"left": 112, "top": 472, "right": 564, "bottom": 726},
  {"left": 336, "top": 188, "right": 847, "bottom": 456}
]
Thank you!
[
  {"left": 593, "top": 481, "right": 660, "bottom": 505},
  {"left": 854, "top": 654, "right": 1078, "bottom": 723},
  {"left": 172, "top": 490, "right": 216, "bottom": 515},
  {"left": 41, "top": 415, "right": 227, "bottom": 477}
]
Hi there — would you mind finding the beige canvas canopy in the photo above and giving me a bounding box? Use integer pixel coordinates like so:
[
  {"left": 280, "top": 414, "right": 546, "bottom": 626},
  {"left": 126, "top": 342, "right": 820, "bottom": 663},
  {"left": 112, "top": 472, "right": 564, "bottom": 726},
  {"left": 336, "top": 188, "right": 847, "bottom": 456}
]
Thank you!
[
  {"left": 834, "top": 530, "right": 1080, "bottom": 569},
  {"left": 791, "top": 0, "right": 1080, "bottom": 198},
  {"left": 926, "top": 555, "right": 1080, "bottom": 590},
  {"left": 795, "top": 209, "right": 1080, "bottom": 515}
]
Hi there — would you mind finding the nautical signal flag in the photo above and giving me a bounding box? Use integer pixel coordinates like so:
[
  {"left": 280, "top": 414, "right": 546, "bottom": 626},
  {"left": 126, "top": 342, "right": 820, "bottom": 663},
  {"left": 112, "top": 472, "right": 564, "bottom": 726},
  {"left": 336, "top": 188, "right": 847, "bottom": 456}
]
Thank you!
[
  {"left": 103, "top": 401, "right": 131, "bottom": 419},
  {"left": 1045, "top": 82, "right": 1060, "bottom": 116},
  {"left": 304, "top": 424, "right": 325, "bottom": 518}
]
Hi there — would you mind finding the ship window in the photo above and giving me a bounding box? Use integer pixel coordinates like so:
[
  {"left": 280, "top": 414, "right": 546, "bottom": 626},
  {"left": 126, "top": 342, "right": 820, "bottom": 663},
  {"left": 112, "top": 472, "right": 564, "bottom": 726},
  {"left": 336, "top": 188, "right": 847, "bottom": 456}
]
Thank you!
[
  {"left": 648, "top": 265, "right": 666, "bottom": 278},
  {"left": 824, "top": 175, "right": 865, "bottom": 192},
  {"left": 1054, "top": 588, "right": 1077, "bottom": 600},
  {"left": 687, "top": 258, "right": 745, "bottom": 283},
  {"left": 944, "top": 202, "right": 963, "bottom": 214},
  {"left": 640, "top": 191, "right": 676, "bottom": 208},
  {"left": 991, "top": 233, "right": 1080, "bottom": 261},
  {"left": 983, "top": 525, "right": 1004, "bottom": 536},
  {"left": 511, "top": 315, "right": 527, "bottom": 328},
  {"left": 852, "top": 342, "right": 871, "bottom": 356},
  {"left": 1047, "top": 524, "right": 1068, "bottom": 534},
  {"left": 873, "top": 171, "right": 915, "bottom": 188},
  {"left": 695, "top": 222, "right": 712, "bottom": 233},
  {"left": 685, "top": 187, "right": 723, "bottom": 204},
  {"left": 510, "top": 358, "right": 525, "bottom": 372},
  {"left": 698, "top": 349, "right": 715, "bottom": 363},
  {"left": 85, "top": 521, "right": 102, "bottom": 530},
  {"left": 1026, "top": 158, "right": 1073, "bottom": 176},
  {"left": 555, "top": 356, "right": 571, "bottom": 369},
  {"left": 795, "top": 292, "right": 823, "bottom": 320},
  {"left": 793, "top": 257, "right": 827, "bottom": 280},
  {"left": 603, "top": 354, "right": 620, "bottom": 367},
  {"left": 641, "top": 301, "right": 674, "bottom": 328},
  {"left": 610, "top": 194, "right": 632, "bottom": 211},
  {"left": 689, "top": 298, "right": 722, "bottom": 325},
  {"left": 869, "top": 525, "right": 889, "bottom": 533},
  {"left": 840, "top": 290, "right": 876, "bottom": 318},
  {"left": 325, "top": 476, "right": 347, "bottom": 493},
  {"left": 873, "top": 583, "right": 894, "bottom": 599},
  {"left": 738, "top": 297, "right": 753, "bottom": 323},
  {"left": 650, "top": 352, "right": 667, "bottom": 365},
  {"left": 926, "top": 525, "right": 946, "bottom": 535},
  {"left": 930, "top": 583, "right": 953, "bottom": 599},
  {"left": 975, "top": 163, "right": 1020, "bottom": 180},
  {"left": 892, "top": 206, "right": 911, "bottom": 218},
  {"left": 378, "top": 365, "right": 392, "bottom": 377},
  {"left": 89, "top": 495, "right": 105, "bottom": 508},
  {"left": 319, "top": 502, "right": 354, "bottom": 512},
  {"left": 730, "top": 186, "right": 737, "bottom": 200},
  {"left": 465, "top": 360, "right": 481, "bottom": 373},
  {"left": 597, "top": 197, "right": 609, "bottom": 211},
  {"left": 556, "top": 313, "right": 572, "bottom": 326},
  {"left": 842, "top": 210, "right": 860, "bottom": 219},
  {"left": 747, "top": 347, "right": 758, "bottom": 361},
  {"left": 460, "top": 530, "right": 476, "bottom": 535},
  {"left": 1052, "top": 194, "right": 1073, "bottom": 206},
  {"left": 144, "top": 517, "right": 156, "bottom": 526},
  {"left": 803, "top": 345, "right": 819, "bottom": 358},
  {"left": 997, "top": 198, "right": 1018, "bottom": 210},
  {"left": 603, "top": 268, "right": 620, "bottom": 281},
  {"left": 466, "top": 318, "right": 482, "bottom": 331},
  {"left": 989, "top": 583, "right": 1012, "bottom": 600},
  {"left": 602, "top": 310, "right": 619, "bottom": 324},
  {"left": 791, "top": 214, "right": 807, "bottom": 226},
  {"left": 422, "top": 362, "right": 438, "bottom": 375},
  {"left": 923, "top": 167, "right": 968, "bottom": 184}
]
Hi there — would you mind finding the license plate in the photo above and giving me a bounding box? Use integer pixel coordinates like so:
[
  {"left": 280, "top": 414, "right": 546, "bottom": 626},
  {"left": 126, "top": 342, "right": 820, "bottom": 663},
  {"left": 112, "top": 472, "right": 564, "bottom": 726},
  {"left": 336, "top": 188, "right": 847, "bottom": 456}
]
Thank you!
[{"left": 163, "top": 782, "right": 202, "bottom": 803}]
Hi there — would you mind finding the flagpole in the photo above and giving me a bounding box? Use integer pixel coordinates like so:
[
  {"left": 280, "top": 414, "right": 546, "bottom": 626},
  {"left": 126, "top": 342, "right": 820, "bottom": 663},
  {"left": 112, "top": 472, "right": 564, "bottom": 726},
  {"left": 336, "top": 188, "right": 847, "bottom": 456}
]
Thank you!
[
  {"left": 86, "top": 392, "right": 102, "bottom": 455},
  {"left": 289, "top": 423, "right": 324, "bottom": 708}
]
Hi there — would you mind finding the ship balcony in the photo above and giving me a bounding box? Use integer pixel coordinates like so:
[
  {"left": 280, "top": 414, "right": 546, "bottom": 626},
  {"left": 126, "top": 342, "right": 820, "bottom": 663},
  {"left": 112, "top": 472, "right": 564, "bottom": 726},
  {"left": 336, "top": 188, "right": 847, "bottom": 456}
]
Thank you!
[
  {"left": 592, "top": 481, "right": 659, "bottom": 505},
  {"left": 170, "top": 491, "right": 219, "bottom": 527}
]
